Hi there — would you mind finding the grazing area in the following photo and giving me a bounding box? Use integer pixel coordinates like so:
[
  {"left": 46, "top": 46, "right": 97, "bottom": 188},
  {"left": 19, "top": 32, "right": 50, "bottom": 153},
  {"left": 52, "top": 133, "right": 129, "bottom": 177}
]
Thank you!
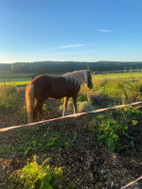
[{"left": 0, "top": 72, "right": 142, "bottom": 188}]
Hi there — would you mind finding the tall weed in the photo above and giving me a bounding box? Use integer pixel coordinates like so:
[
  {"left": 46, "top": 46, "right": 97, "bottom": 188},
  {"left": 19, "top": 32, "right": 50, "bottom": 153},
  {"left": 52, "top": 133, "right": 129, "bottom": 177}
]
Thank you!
[{"left": 0, "top": 86, "right": 19, "bottom": 110}]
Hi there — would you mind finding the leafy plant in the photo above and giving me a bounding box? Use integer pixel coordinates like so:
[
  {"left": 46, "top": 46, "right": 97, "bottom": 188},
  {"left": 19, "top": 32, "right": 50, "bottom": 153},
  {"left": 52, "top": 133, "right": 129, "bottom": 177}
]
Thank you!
[
  {"left": 98, "top": 119, "right": 120, "bottom": 151},
  {"left": 10, "top": 155, "right": 63, "bottom": 189},
  {"left": 94, "top": 107, "right": 140, "bottom": 152}
]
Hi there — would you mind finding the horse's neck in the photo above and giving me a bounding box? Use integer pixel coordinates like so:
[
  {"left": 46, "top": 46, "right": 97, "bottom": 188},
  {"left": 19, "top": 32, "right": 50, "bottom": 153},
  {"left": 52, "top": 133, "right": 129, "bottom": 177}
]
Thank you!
[
  {"left": 78, "top": 72, "right": 87, "bottom": 86},
  {"left": 79, "top": 79, "right": 85, "bottom": 85},
  {"left": 63, "top": 71, "right": 87, "bottom": 86}
]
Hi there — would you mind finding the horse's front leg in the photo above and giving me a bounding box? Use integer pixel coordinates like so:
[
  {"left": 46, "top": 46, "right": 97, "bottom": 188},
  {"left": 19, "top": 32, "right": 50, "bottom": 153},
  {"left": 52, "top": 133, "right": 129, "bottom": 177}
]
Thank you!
[
  {"left": 73, "top": 96, "right": 77, "bottom": 115},
  {"left": 62, "top": 96, "right": 69, "bottom": 116}
]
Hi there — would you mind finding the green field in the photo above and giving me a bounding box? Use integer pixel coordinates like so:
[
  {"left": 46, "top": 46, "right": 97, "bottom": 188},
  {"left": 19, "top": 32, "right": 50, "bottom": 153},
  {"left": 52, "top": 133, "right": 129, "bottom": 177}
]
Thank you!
[
  {"left": 0, "top": 72, "right": 60, "bottom": 86},
  {"left": 94, "top": 71, "right": 142, "bottom": 79},
  {"left": 0, "top": 70, "right": 142, "bottom": 102},
  {"left": 0, "top": 71, "right": 31, "bottom": 86},
  {"left": 1, "top": 71, "right": 142, "bottom": 86}
]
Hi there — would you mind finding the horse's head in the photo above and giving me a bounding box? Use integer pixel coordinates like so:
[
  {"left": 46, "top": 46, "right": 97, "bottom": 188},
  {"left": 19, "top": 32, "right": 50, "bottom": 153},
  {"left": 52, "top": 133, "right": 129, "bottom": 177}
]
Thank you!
[{"left": 86, "top": 70, "right": 93, "bottom": 89}]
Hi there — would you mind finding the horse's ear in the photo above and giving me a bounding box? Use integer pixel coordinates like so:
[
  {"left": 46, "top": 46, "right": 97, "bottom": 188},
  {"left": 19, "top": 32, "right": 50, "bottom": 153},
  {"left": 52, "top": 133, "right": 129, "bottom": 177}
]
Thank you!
[
  {"left": 87, "top": 68, "right": 93, "bottom": 75},
  {"left": 88, "top": 70, "right": 92, "bottom": 75}
]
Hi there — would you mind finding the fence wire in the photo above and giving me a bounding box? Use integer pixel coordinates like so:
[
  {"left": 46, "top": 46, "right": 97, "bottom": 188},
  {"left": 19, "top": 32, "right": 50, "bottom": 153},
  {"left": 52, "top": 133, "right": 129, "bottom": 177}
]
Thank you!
[
  {"left": 121, "top": 175, "right": 142, "bottom": 189},
  {"left": 0, "top": 101, "right": 141, "bottom": 133}
]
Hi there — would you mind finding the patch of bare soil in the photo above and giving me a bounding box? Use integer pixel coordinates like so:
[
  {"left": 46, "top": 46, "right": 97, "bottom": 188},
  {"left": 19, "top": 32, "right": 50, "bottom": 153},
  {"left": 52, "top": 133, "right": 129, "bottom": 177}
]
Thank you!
[
  {"left": 92, "top": 95, "right": 120, "bottom": 108},
  {"left": 0, "top": 90, "right": 142, "bottom": 188}
]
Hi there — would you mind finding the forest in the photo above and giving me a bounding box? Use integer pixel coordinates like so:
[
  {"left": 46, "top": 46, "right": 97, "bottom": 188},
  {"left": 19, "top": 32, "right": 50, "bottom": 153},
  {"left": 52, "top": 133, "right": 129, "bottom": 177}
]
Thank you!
[{"left": 1, "top": 61, "right": 142, "bottom": 74}]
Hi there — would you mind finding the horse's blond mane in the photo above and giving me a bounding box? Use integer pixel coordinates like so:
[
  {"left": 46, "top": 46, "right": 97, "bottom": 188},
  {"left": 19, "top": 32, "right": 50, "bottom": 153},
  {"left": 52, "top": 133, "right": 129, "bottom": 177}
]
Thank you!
[{"left": 63, "top": 70, "right": 88, "bottom": 86}]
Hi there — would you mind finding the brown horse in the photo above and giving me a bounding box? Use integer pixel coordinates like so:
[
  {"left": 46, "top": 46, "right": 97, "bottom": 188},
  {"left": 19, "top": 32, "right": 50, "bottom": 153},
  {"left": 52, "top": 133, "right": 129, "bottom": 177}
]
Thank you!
[{"left": 25, "top": 70, "right": 93, "bottom": 123}]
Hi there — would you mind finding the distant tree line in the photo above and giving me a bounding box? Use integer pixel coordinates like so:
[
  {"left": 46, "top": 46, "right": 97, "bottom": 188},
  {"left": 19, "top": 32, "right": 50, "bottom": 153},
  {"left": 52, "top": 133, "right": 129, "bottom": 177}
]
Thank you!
[
  {"left": 1, "top": 61, "right": 142, "bottom": 74},
  {"left": 0, "top": 63, "right": 11, "bottom": 71}
]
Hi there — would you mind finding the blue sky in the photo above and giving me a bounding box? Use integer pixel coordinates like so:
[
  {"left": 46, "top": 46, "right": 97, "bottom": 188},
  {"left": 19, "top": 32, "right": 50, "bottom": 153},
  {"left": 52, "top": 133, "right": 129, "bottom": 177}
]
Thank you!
[{"left": 0, "top": 0, "right": 142, "bottom": 63}]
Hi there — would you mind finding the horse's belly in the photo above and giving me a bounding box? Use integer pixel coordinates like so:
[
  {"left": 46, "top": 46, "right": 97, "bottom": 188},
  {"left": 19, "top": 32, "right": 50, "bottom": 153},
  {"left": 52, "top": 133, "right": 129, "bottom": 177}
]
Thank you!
[
  {"left": 50, "top": 90, "right": 70, "bottom": 99},
  {"left": 50, "top": 94, "right": 67, "bottom": 99}
]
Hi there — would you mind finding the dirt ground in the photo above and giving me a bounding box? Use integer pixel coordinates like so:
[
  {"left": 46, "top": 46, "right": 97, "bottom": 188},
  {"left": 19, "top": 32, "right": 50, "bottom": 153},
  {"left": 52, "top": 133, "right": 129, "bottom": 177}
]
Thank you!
[{"left": 0, "top": 90, "right": 142, "bottom": 189}]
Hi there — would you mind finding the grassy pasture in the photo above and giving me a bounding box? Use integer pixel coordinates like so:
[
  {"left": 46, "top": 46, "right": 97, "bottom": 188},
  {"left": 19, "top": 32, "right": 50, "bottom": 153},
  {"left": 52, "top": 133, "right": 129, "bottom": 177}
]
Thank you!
[
  {"left": 0, "top": 71, "right": 32, "bottom": 86},
  {"left": 0, "top": 71, "right": 61, "bottom": 86},
  {"left": 94, "top": 71, "right": 142, "bottom": 80},
  {"left": 1, "top": 70, "right": 142, "bottom": 85},
  {"left": 0, "top": 70, "right": 142, "bottom": 102},
  {"left": 93, "top": 76, "right": 142, "bottom": 101}
]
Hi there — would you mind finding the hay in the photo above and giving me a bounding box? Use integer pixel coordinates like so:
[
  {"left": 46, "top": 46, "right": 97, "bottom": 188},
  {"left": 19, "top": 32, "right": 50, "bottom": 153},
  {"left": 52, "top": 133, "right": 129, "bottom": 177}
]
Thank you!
[{"left": 59, "top": 101, "right": 94, "bottom": 114}]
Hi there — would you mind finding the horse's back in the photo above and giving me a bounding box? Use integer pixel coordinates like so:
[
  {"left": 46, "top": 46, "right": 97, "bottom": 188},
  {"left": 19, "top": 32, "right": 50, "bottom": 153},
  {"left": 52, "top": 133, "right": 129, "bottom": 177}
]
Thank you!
[
  {"left": 32, "top": 75, "right": 65, "bottom": 89},
  {"left": 31, "top": 74, "right": 80, "bottom": 99},
  {"left": 32, "top": 75, "right": 71, "bottom": 99}
]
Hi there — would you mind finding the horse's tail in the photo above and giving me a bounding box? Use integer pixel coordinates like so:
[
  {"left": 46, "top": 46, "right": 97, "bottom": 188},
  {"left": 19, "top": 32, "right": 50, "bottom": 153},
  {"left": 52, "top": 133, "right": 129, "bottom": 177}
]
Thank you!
[{"left": 25, "top": 83, "right": 35, "bottom": 123}]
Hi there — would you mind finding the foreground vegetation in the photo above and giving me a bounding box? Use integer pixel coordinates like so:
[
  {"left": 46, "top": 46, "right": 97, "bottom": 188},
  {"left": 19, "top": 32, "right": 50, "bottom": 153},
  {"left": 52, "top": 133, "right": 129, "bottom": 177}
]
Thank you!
[
  {"left": 11, "top": 155, "right": 63, "bottom": 189},
  {"left": 1, "top": 102, "right": 142, "bottom": 188}
]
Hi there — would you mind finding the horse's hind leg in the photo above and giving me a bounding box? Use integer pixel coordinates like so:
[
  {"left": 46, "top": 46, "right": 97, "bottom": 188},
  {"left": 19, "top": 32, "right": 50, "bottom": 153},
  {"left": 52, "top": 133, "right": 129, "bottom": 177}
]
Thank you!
[
  {"left": 62, "top": 96, "right": 69, "bottom": 116},
  {"left": 33, "top": 100, "right": 44, "bottom": 121},
  {"left": 38, "top": 103, "right": 44, "bottom": 120},
  {"left": 73, "top": 96, "right": 77, "bottom": 115}
]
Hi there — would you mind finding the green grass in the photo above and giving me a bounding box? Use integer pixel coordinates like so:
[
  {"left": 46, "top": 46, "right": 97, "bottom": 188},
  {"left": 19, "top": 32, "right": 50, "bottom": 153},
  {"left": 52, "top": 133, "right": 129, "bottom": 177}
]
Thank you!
[
  {"left": 0, "top": 80, "right": 30, "bottom": 86},
  {"left": 0, "top": 71, "right": 142, "bottom": 86},
  {"left": 92, "top": 74, "right": 142, "bottom": 102},
  {"left": 94, "top": 71, "right": 142, "bottom": 79},
  {"left": 0, "top": 71, "right": 142, "bottom": 92},
  {"left": 1, "top": 70, "right": 141, "bottom": 103},
  {"left": 0, "top": 71, "right": 61, "bottom": 86},
  {"left": 0, "top": 71, "right": 32, "bottom": 78}
]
